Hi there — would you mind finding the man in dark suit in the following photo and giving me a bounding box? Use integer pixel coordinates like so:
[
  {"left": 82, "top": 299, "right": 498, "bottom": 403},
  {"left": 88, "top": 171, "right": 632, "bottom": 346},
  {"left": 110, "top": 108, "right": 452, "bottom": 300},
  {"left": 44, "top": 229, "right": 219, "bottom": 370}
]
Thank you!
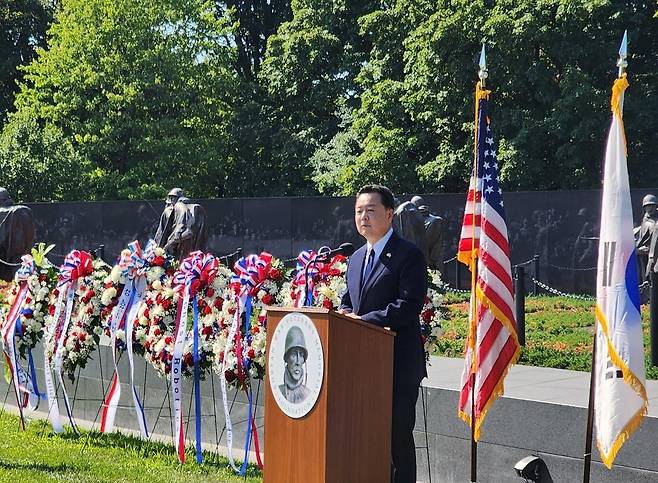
[{"left": 339, "top": 184, "right": 427, "bottom": 483}]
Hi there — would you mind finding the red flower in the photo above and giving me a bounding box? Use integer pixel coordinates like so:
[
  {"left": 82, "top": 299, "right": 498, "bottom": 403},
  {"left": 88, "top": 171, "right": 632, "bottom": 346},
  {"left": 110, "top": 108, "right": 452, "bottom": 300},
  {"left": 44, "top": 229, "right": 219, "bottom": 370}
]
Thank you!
[
  {"left": 184, "top": 352, "right": 194, "bottom": 367},
  {"left": 203, "top": 305, "right": 212, "bottom": 315},
  {"left": 213, "top": 298, "right": 224, "bottom": 310},
  {"left": 261, "top": 293, "right": 274, "bottom": 305},
  {"left": 225, "top": 370, "right": 236, "bottom": 383},
  {"left": 269, "top": 268, "right": 281, "bottom": 280},
  {"left": 48, "top": 305, "right": 55, "bottom": 316},
  {"left": 144, "top": 308, "right": 150, "bottom": 318},
  {"left": 205, "top": 287, "right": 215, "bottom": 298},
  {"left": 152, "top": 256, "right": 165, "bottom": 266},
  {"left": 252, "top": 326, "right": 260, "bottom": 334},
  {"left": 39, "top": 274, "right": 48, "bottom": 283},
  {"left": 154, "top": 328, "right": 161, "bottom": 336},
  {"left": 421, "top": 310, "right": 432, "bottom": 323},
  {"left": 247, "top": 348, "right": 255, "bottom": 359},
  {"left": 79, "top": 332, "right": 87, "bottom": 342},
  {"left": 165, "top": 336, "right": 173, "bottom": 345},
  {"left": 322, "top": 298, "right": 334, "bottom": 309},
  {"left": 202, "top": 325, "right": 213, "bottom": 336},
  {"left": 161, "top": 299, "right": 171, "bottom": 310}
]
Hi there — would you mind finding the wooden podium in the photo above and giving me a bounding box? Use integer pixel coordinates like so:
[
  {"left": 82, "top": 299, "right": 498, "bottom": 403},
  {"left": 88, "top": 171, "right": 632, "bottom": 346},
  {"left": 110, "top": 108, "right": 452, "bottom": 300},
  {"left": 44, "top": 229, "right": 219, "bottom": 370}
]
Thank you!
[{"left": 264, "top": 307, "right": 395, "bottom": 483}]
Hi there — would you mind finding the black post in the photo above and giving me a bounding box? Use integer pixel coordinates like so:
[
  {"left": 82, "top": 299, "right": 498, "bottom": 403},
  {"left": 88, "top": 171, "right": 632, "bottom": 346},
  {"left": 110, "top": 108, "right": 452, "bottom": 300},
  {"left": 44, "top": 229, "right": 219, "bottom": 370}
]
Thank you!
[
  {"left": 582, "top": 325, "right": 598, "bottom": 483},
  {"left": 456, "top": 259, "right": 462, "bottom": 290},
  {"left": 515, "top": 265, "right": 526, "bottom": 346},
  {"left": 650, "top": 271, "right": 658, "bottom": 366},
  {"left": 533, "top": 254, "right": 540, "bottom": 295},
  {"left": 98, "top": 244, "right": 105, "bottom": 262}
]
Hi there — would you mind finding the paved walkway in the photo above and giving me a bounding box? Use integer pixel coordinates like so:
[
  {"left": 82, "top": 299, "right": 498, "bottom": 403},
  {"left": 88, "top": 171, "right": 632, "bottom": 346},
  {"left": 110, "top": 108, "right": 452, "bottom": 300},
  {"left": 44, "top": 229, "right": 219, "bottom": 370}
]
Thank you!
[{"left": 426, "top": 356, "right": 658, "bottom": 416}]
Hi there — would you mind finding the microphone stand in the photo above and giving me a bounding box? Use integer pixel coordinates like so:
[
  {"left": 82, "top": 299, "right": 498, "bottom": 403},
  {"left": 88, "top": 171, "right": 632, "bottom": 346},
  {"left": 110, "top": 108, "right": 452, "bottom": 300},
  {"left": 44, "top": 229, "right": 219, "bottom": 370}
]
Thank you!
[{"left": 303, "top": 247, "right": 330, "bottom": 307}]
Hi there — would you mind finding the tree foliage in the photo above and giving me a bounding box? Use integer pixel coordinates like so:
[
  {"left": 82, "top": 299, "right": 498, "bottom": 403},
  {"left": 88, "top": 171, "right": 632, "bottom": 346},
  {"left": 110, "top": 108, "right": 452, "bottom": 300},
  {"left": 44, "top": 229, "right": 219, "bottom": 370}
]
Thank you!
[
  {"left": 1, "top": 0, "right": 656, "bottom": 201},
  {"left": 3, "top": 0, "right": 236, "bottom": 200},
  {"left": 0, "top": 0, "right": 52, "bottom": 120}
]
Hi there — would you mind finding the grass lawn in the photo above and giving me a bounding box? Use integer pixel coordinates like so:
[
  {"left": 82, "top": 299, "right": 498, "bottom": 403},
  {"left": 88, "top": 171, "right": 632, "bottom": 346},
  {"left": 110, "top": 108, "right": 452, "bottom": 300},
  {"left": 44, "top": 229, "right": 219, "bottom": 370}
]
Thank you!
[
  {"left": 0, "top": 411, "right": 262, "bottom": 483},
  {"left": 436, "top": 294, "right": 658, "bottom": 380}
]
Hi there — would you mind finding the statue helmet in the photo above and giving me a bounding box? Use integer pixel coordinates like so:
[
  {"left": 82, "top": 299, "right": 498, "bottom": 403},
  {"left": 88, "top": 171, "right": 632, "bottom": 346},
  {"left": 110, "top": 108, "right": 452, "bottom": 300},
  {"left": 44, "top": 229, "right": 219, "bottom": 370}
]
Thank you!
[
  {"left": 411, "top": 195, "right": 424, "bottom": 207},
  {"left": 283, "top": 326, "right": 308, "bottom": 361},
  {"left": 0, "top": 187, "right": 10, "bottom": 202},
  {"left": 642, "top": 194, "right": 657, "bottom": 207},
  {"left": 167, "top": 188, "right": 184, "bottom": 198}
]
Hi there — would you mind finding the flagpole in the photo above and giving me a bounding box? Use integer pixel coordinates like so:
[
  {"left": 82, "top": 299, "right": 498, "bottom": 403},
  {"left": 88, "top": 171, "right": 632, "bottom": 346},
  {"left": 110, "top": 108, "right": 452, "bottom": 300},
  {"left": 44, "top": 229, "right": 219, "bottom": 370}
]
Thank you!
[
  {"left": 582, "top": 30, "right": 627, "bottom": 483},
  {"left": 468, "top": 44, "right": 487, "bottom": 483},
  {"left": 582, "top": 326, "right": 597, "bottom": 483}
]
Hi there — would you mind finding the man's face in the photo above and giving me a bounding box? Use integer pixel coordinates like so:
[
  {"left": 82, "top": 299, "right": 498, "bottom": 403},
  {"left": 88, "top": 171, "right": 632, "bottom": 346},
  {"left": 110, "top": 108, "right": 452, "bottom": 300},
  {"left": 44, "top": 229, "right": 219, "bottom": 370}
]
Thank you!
[
  {"left": 285, "top": 347, "right": 306, "bottom": 383},
  {"left": 166, "top": 195, "right": 178, "bottom": 206},
  {"left": 355, "top": 192, "right": 393, "bottom": 243},
  {"left": 645, "top": 204, "right": 657, "bottom": 218}
]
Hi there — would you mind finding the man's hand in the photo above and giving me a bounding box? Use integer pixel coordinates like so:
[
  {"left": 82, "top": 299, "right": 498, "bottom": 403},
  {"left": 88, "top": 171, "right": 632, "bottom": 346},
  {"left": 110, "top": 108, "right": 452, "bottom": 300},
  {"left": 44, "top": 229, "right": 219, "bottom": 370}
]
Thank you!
[
  {"left": 337, "top": 308, "right": 351, "bottom": 315},
  {"left": 345, "top": 312, "right": 361, "bottom": 320}
]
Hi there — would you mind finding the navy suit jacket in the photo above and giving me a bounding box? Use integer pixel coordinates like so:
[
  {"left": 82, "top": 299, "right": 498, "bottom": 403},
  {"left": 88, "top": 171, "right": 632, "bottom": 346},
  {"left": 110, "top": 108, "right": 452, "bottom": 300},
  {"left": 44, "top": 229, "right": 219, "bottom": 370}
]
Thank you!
[{"left": 340, "top": 232, "right": 427, "bottom": 385}]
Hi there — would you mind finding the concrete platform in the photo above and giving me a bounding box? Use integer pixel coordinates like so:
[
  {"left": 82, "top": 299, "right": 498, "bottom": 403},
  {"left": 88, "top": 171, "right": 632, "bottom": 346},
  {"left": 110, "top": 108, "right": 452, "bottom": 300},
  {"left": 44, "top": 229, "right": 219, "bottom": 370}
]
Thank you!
[{"left": 2, "top": 348, "right": 658, "bottom": 482}]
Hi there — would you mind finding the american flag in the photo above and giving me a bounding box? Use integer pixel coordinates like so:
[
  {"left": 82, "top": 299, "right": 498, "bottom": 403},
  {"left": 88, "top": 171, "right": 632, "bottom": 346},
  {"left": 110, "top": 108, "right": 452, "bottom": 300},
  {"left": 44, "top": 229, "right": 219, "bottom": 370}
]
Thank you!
[{"left": 457, "top": 84, "right": 520, "bottom": 440}]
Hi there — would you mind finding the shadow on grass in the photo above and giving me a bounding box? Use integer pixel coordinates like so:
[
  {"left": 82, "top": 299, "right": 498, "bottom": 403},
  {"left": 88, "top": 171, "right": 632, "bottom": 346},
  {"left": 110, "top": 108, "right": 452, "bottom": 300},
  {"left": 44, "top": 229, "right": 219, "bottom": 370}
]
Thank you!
[
  {"left": 54, "top": 426, "right": 261, "bottom": 477},
  {"left": 0, "top": 460, "right": 75, "bottom": 474}
]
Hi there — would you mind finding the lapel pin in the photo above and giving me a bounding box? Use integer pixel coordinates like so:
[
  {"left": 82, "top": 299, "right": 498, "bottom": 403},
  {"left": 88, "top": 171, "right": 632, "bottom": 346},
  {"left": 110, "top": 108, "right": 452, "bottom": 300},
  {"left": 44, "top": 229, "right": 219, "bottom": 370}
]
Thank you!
[{"left": 386, "top": 252, "right": 391, "bottom": 258}]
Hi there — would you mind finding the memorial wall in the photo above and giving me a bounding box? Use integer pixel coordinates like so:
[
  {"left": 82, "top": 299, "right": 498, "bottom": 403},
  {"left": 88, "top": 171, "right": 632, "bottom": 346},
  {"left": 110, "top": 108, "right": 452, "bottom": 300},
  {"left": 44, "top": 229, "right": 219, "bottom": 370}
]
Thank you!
[{"left": 26, "top": 189, "right": 658, "bottom": 295}]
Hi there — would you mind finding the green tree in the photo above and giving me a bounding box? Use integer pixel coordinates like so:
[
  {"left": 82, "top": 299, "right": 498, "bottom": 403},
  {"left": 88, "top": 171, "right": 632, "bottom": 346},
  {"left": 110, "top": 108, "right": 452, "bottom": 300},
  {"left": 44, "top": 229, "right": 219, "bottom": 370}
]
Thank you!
[
  {"left": 0, "top": 0, "right": 53, "bottom": 120},
  {"left": 6, "top": 0, "right": 236, "bottom": 201},
  {"left": 257, "top": 0, "right": 379, "bottom": 195},
  {"left": 0, "top": 107, "right": 91, "bottom": 201},
  {"left": 319, "top": 0, "right": 658, "bottom": 194}
]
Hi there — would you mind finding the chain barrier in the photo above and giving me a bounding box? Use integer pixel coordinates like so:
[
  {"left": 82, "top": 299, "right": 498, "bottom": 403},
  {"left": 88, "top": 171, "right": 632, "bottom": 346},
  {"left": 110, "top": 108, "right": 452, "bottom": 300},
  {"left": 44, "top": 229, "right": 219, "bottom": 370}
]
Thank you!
[
  {"left": 0, "top": 256, "right": 22, "bottom": 267},
  {"left": 530, "top": 277, "right": 595, "bottom": 301},
  {"left": 546, "top": 262, "right": 597, "bottom": 272},
  {"left": 443, "top": 256, "right": 457, "bottom": 263},
  {"left": 443, "top": 284, "right": 471, "bottom": 294},
  {"left": 513, "top": 257, "right": 537, "bottom": 268}
]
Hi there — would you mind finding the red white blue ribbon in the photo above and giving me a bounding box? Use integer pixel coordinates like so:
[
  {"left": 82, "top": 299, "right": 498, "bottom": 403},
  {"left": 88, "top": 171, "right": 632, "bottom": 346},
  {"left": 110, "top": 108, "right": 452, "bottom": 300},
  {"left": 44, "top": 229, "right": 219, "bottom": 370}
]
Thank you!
[
  {"left": 101, "top": 240, "right": 155, "bottom": 436},
  {"left": 223, "top": 252, "right": 271, "bottom": 473},
  {"left": 1, "top": 255, "right": 36, "bottom": 428},
  {"left": 172, "top": 251, "right": 218, "bottom": 464},
  {"left": 46, "top": 250, "right": 93, "bottom": 434},
  {"left": 294, "top": 250, "right": 318, "bottom": 306}
]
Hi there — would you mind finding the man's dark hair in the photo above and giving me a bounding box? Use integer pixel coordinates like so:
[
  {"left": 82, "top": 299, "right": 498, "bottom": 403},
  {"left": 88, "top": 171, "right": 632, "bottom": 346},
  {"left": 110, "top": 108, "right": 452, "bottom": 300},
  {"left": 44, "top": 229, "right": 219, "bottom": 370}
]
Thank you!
[{"left": 357, "top": 185, "right": 395, "bottom": 210}]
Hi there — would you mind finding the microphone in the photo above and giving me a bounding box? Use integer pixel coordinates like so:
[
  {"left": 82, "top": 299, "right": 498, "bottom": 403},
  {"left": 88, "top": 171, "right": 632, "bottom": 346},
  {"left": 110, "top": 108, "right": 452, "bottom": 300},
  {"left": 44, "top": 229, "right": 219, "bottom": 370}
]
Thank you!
[{"left": 315, "top": 243, "right": 355, "bottom": 261}]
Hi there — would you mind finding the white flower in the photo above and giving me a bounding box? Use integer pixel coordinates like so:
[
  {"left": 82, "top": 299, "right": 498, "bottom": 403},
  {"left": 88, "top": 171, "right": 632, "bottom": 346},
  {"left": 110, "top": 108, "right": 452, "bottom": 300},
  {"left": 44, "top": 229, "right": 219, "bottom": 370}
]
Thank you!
[{"left": 110, "top": 265, "right": 122, "bottom": 284}]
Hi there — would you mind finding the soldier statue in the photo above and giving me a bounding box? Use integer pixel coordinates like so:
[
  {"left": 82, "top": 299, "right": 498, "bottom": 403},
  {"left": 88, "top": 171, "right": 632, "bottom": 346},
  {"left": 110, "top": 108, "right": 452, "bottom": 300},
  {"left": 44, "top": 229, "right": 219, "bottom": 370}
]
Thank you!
[
  {"left": 635, "top": 194, "right": 658, "bottom": 285},
  {"left": 412, "top": 196, "right": 445, "bottom": 271},
  {"left": 154, "top": 188, "right": 190, "bottom": 260},
  {"left": 154, "top": 189, "right": 210, "bottom": 260},
  {"left": 393, "top": 198, "right": 427, "bottom": 260},
  {"left": 179, "top": 197, "right": 208, "bottom": 254},
  {"left": 0, "top": 188, "right": 35, "bottom": 281}
]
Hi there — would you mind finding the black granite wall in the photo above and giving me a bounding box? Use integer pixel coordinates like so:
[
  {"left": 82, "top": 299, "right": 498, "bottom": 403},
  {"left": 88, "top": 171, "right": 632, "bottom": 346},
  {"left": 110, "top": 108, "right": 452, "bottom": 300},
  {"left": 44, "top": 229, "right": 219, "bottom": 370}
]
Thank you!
[{"left": 24, "top": 189, "right": 658, "bottom": 295}]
